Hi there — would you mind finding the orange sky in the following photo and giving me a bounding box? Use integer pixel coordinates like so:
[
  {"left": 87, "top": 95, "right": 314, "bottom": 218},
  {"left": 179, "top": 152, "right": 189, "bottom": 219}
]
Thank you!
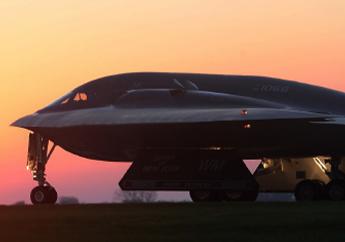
[{"left": 0, "top": 0, "right": 345, "bottom": 204}]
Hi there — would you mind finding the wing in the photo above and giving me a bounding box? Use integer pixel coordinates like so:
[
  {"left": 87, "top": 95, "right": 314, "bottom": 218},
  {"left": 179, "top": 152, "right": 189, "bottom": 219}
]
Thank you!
[{"left": 12, "top": 106, "right": 336, "bottom": 128}]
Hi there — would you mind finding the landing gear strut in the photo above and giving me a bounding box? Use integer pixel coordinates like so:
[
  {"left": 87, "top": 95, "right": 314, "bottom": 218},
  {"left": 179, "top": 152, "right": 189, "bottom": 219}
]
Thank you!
[{"left": 27, "top": 133, "right": 58, "bottom": 204}]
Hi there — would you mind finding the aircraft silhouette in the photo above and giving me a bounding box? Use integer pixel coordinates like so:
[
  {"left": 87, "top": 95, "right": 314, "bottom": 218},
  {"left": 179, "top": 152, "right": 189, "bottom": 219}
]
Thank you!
[{"left": 12, "top": 72, "right": 345, "bottom": 204}]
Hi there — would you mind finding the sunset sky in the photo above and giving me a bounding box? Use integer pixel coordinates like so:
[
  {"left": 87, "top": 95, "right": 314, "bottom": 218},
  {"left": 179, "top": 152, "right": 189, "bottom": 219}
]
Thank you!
[{"left": 0, "top": 0, "right": 344, "bottom": 204}]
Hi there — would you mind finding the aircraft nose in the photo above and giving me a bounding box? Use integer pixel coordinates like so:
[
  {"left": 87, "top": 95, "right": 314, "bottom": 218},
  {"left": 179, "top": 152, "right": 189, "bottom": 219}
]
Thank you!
[{"left": 11, "top": 114, "right": 38, "bottom": 128}]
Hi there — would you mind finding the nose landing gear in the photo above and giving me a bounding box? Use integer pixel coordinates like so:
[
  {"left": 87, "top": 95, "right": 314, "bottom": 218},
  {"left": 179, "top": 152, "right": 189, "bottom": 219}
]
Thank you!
[
  {"left": 30, "top": 185, "right": 58, "bottom": 204},
  {"left": 27, "top": 133, "right": 58, "bottom": 204}
]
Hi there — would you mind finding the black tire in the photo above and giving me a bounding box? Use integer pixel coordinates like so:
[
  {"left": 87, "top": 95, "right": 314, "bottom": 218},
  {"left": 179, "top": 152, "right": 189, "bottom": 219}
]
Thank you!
[
  {"left": 222, "top": 191, "right": 244, "bottom": 201},
  {"left": 189, "top": 190, "right": 219, "bottom": 202},
  {"left": 221, "top": 189, "right": 258, "bottom": 202},
  {"left": 242, "top": 189, "right": 259, "bottom": 201},
  {"left": 311, "top": 180, "right": 326, "bottom": 200},
  {"left": 30, "top": 186, "right": 58, "bottom": 205},
  {"left": 220, "top": 180, "right": 259, "bottom": 202},
  {"left": 30, "top": 186, "right": 48, "bottom": 204},
  {"left": 295, "top": 180, "right": 322, "bottom": 201},
  {"left": 45, "top": 186, "right": 58, "bottom": 204},
  {"left": 326, "top": 180, "right": 345, "bottom": 201}
]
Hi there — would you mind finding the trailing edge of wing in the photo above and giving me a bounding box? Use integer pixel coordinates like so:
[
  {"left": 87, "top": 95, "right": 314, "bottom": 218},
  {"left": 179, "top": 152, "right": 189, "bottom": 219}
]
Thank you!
[{"left": 310, "top": 117, "right": 345, "bottom": 125}]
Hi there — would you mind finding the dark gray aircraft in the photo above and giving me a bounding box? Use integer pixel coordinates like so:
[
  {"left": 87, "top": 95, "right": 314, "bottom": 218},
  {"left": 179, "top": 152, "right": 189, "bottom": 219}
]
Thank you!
[{"left": 12, "top": 72, "right": 345, "bottom": 204}]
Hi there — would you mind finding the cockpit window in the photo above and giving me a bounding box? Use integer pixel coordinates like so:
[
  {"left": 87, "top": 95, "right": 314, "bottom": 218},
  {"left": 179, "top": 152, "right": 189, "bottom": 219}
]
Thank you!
[
  {"left": 72, "top": 92, "right": 88, "bottom": 102},
  {"left": 61, "top": 98, "right": 70, "bottom": 105},
  {"left": 48, "top": 92, "right": 88, "bottom": 107},
  {"left": 38, "top": 91, "right": 90, "bottom": 113}
]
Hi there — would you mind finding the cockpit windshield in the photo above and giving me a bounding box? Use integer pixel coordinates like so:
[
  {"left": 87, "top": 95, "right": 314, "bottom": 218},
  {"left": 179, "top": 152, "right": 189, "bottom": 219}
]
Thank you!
[
  {"left": 38, "top": 91, "right": 92, "bottom": 113},
  {"left": 49, "top": 91, "right": 88, "bottom": 105},
  {"left": 72, "top": 92, "right": 88, "bottom": 102}
]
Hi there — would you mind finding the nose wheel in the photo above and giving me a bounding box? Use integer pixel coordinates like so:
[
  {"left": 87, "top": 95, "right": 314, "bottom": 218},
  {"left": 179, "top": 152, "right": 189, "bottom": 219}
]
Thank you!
[
  {"left": 30, "top": 185, "right": 58, "bottom": 204},
  {"left": 27, "top": 133, "right": 58, "bottom": 204}
]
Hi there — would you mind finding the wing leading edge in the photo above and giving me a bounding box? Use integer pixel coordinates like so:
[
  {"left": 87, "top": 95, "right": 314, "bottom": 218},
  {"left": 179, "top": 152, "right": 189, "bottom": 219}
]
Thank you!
[{"left": 12, "top": 107, "right": 334, "bottom": 128}]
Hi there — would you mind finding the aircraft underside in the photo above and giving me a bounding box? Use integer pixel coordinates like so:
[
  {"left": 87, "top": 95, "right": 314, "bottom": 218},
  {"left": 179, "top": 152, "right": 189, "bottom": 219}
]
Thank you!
[
  {"left": 30, "top": 119, "right": 345, "bottom": 161},
  {"left": 25, "top": 130, "right": 345, "bottom": 204}
]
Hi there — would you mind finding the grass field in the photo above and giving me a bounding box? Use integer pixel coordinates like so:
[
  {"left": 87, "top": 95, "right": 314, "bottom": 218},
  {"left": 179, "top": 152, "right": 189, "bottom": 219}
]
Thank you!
[{"left": 1, "top": 202, "right": 345, "bottom": 242}]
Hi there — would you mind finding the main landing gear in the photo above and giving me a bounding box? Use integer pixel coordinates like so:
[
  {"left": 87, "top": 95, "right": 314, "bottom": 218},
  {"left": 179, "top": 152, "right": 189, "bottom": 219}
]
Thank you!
[
  {"left": 27, "top": 133, "right": 58, "bottom": 204},
  {"left": 295, "top": 157, "right": 345, "bottom": 201}
]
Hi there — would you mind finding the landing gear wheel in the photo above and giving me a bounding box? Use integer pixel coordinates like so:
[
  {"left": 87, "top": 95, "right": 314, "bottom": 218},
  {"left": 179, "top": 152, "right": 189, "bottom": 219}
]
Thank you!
[
  {"left": 219, "top": 180, "right": 259, "bottom": 202},
  {"left": 221, "top": 189, "right": 258, "bottom": 202},
  {"left": 326, "top": 180, "right": 345, "bottom": 201},
  {"left": 46, "top": 186, "right": 58, "bottom": 204},
  {"left": 189, "top": 190, "right": 219, "bottom": 202},
  {"left": 30, "top": 186, "right": 58, "bottom": 204},
  {"left": 312, "top": 180, "right": 326, "bottom": 200},
  {"left": 30, "top": 186, "right": 46, "bottom": 204},
  {"left": 222, "top": 191, "right": 244, "bottom": 201},
  {"left": 242, "top": 189, "right": 259, "bottom": 201},
  {"left": 295, "top": 180, "right": 324, "bottom": 201}
]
